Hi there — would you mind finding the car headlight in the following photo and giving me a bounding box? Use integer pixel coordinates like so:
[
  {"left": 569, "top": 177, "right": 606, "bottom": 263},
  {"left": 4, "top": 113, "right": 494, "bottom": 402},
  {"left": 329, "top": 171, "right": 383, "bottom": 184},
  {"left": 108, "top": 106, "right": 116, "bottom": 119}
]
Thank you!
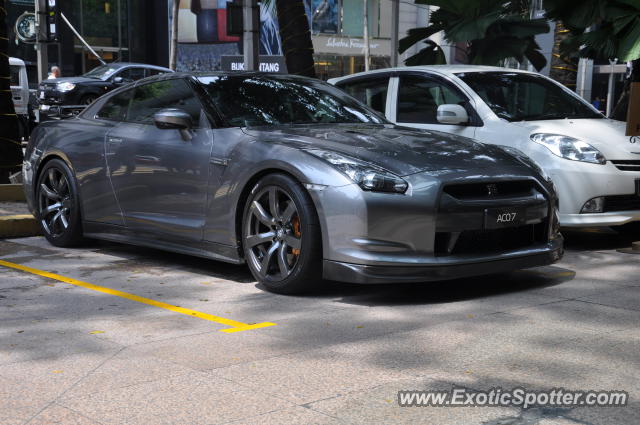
[
  {"left": 304, "top": 148, "right": 408, "bottom": 193},
  {"left": 56, "top": 82, "right": 76, "bottom": 92},
  {"left": 530, "top": 133, "right": 606, "bottom": 164}
]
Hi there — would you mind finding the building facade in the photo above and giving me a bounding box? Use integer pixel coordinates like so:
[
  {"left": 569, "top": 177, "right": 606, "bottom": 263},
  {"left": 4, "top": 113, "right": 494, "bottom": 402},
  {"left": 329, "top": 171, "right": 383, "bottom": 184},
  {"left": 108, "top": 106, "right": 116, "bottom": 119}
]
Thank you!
[{"left": 6, "top": 0, "right": 169, "bottom": 84}]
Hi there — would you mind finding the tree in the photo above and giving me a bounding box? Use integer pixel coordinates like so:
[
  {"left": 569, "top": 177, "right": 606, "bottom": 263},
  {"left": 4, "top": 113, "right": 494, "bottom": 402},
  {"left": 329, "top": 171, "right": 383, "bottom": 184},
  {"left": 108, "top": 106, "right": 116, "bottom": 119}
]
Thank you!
[
  {"left": 549, "top": 21, "right": 578, "bottom": 89},
  {"left": 399, "top": 0, "right": 549, "bottom": 71},
  {"left": 169, "top": 0, "right": 180, "bottom": 71},
  {"left": 544, "top": 0, "right": 640, "bottom": 120},
  {"left": 276, "top": 0, "right": 316, "bottom": 78},
  {"left": 0, "top": 0, "right": 23, "bottom": 183}
]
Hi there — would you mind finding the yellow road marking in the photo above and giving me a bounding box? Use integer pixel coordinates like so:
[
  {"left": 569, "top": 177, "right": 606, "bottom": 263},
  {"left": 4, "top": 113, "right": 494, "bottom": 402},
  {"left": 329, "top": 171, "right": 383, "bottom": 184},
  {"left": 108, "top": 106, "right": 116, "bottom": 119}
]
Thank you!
[{"left": 0, "top": 259, "right": 276, "bottom": 333}]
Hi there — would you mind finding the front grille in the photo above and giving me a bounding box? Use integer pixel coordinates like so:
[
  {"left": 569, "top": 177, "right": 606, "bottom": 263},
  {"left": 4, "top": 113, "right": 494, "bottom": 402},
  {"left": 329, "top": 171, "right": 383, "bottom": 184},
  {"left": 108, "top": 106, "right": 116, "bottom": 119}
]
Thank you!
[
  {"left": 603, "top": 195, "right": 640, "bottom": 212},
  {"left": 443, "top": 180, "right": 535, "bottom": 200},
  {"left": 435, "top": 222, "right": 548, "bottom": 256},
  {"left": 611, "top": 160, "right": 640, "bottom": 172}
]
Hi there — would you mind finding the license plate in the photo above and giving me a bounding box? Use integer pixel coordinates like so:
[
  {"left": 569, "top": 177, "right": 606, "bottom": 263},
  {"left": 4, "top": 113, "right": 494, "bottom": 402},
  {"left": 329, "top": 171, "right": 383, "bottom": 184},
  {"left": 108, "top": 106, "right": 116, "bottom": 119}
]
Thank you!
[{"left": 484, "top": 207, "right": 528, "bottom": 229}]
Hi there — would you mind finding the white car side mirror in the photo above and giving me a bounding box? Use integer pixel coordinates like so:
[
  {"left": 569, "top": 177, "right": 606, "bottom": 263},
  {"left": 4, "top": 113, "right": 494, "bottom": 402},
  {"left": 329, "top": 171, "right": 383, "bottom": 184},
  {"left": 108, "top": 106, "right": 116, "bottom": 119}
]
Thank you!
[{"left": 437, "top": 104, "right": 469, "bottom": 125}]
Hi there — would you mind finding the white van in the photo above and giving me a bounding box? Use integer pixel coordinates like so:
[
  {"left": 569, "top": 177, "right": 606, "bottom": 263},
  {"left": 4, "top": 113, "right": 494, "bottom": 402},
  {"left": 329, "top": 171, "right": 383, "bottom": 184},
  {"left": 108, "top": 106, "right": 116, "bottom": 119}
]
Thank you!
[
  {"left": 9, "top": 57, "right": 29, "bottom": 116},
  {"left": 330, "top": 66, "right": 640, "bottom": 229}
]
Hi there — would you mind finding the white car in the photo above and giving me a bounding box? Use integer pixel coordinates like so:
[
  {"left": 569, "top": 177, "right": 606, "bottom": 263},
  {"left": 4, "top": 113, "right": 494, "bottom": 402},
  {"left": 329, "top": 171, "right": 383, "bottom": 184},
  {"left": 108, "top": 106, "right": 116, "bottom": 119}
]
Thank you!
[
  {"left": 10, "top": 57, "right": 30, "bottom": 139},
  {"left": 329, "top": 65, "right": 640, "bottom": 229}
]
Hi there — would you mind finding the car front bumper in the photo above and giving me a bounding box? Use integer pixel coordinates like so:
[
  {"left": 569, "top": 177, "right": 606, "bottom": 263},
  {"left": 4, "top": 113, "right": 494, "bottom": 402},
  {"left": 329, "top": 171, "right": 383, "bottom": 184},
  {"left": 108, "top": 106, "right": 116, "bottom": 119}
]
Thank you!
[
  {"left": 543, "top": 158, "right": 640, "bottom": 227},
  {"left": 323, "top": 238, "right": 564, "bottom": 284},
  {"left": 308, "top": 170, "right": 562, "bottom": 284}
]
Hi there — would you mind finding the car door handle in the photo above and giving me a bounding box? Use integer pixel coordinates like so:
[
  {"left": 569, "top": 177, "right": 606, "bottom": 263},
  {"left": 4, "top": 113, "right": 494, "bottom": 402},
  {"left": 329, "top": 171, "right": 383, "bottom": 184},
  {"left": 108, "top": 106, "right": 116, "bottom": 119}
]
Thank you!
[
  {"left": 210, "top": 157, "right": 229, "bottom": 166},
  {"left": 107, "top": 137, "right": 123, "bottom": 145}
]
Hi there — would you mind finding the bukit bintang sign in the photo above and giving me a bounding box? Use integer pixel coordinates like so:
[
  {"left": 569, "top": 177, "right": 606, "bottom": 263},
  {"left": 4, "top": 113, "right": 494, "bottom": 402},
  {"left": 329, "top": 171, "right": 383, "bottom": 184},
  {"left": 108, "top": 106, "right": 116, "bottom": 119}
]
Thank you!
[{"left": 313, "top": 35, "right": 390, "bottom": 56}]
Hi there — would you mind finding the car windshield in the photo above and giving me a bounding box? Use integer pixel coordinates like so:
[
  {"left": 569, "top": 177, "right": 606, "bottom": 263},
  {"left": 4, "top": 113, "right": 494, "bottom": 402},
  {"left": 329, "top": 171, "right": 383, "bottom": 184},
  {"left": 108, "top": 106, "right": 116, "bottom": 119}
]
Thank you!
[
  {"left": 83, "top": 65, "right": 118, "bottom": 80},
  {"left": 198, "top": 75, "right": 386, "bottom": 126},
  {"left": 456, "top": 72, "right": 602, "bottom": 121}
]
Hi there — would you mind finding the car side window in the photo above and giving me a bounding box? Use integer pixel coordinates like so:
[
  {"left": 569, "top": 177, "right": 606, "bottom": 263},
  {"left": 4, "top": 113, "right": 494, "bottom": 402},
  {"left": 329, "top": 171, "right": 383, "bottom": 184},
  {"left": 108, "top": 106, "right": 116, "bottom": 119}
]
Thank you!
[
  {"left": 396, "top": 75, "right": 467, "bottom": 124},
  {"left": 10, "top": 65, "right": 21, "bottom": 86},
  {"left": 117, "top": 68, "right": 146, "bottom": 82},
  {"left": 146, "top": 69, "right": 167, "bottom": 77},
  {"left": 95, "top": 89, "right": 133, "bottom": 121},
  {"left": 126, "top": 79, "right": 203, "bottom": 126},
  {"left": 338, "top": 77, "right": 389, "bottom": 115}
]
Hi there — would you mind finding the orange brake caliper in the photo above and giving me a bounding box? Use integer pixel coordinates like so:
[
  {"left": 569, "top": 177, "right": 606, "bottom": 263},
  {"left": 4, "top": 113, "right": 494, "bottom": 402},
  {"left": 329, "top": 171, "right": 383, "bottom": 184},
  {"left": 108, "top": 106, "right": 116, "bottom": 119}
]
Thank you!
[{"left": 291, "top": 215, "right": 301, "bottom": 256}]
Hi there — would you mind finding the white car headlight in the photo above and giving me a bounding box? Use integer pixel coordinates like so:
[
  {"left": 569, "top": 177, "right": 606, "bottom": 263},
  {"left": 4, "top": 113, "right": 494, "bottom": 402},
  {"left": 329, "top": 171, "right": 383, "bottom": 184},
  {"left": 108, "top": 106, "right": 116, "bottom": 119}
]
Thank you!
[
  {"left": 56, "top": 82, "right": 76, "bottom": 92},
  {"left": 530, "top": 133, "right": 606, "bottom": 164},
  {"left": 304, "top": 149, "right": 408, "bottom": 193}
]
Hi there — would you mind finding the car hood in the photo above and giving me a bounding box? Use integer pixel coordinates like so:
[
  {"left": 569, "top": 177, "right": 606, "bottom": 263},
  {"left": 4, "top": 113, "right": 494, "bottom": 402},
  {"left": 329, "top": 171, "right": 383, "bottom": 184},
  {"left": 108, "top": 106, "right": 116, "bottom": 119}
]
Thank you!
[
  {"left": 42, "top": 76, "right": 105, "bottom": 85},
  {"left": 243, "top": 123, "right": 532, "bottom": 177},
  {"left": 511, "top": 118, "right": 640, "bottom": 159}
]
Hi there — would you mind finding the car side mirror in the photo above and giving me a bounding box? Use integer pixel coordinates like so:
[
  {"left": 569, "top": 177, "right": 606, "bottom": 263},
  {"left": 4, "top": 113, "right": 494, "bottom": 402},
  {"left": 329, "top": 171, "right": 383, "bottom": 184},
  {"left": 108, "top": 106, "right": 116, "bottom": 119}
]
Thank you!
[
  {"left": 437, "top": 104, "right": 469, "bottom": 125},
  {"left": 113, "top": 76, "right": 124, "bottom": 84},
  {"left": 154, "top": 108, "right": 193, "bottom": 141}
]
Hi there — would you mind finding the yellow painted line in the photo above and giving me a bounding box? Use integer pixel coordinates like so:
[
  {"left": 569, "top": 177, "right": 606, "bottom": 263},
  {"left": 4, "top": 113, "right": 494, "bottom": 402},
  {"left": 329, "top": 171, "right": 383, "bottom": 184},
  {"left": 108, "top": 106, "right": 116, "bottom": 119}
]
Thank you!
[{"left": 0, "top": 259, "right": 276, "bottom": 333}]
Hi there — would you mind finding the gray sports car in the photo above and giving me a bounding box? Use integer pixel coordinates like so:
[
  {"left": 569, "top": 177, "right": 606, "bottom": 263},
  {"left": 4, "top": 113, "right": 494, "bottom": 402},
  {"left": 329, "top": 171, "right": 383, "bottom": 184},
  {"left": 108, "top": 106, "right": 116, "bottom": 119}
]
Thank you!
[{"left": 23, "top": 72, "right": 563, "bottom": 293}]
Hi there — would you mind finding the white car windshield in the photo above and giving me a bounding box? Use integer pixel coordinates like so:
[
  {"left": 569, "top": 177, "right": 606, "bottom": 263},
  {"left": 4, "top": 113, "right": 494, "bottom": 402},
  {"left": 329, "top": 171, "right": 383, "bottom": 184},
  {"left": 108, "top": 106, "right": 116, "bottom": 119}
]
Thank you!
[{"left": 457, "top": 72, "right": 602, "bottom": 122}]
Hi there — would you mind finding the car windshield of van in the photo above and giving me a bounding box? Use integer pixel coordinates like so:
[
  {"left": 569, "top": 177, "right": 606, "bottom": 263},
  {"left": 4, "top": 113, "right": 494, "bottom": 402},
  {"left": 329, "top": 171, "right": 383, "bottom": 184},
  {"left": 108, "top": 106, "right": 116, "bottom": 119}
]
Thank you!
[
  {"left": 83, "top": 65, "right": 118, "bottom": 80},
  {"left": 456, "top": 72, "right": 602, "bottom": 121},
  {"left": 198, "top": 75, "right": 386, "bottom": 127}
]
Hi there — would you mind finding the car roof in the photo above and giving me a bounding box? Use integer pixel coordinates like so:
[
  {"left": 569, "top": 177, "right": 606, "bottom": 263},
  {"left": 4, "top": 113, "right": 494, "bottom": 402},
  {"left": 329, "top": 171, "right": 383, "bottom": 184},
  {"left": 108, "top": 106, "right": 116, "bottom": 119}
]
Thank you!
[
  {"left": 9, "top": 57, "right": 25, "bottom": 66},
  {"left": 100, "top": 62, "right": 173, "bottom": 72},
  {"left": 328, "top": 65, "right": 534, "bottom": 84}
]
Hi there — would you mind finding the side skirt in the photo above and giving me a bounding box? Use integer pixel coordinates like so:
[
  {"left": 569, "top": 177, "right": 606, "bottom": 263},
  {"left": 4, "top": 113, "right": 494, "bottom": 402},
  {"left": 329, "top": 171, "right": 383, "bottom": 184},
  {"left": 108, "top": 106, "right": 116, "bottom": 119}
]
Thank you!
[{"left": 82, "top": 221, "right": 244, "bottom": 265}]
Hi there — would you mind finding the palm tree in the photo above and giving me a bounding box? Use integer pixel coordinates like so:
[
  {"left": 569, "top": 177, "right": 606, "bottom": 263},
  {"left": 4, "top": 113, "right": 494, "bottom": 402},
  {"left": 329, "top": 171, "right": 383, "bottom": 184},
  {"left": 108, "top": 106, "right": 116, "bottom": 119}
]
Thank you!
[
  {"left": 399, "top": 0, "right": 549, "bottom": 70},
  {"left": 544, "top": 0, "right": 640, "bottom": 120},
  {"left": 276, "top": 0, "right": 316, "bottom": 78},
  {"left": 0, "top": 0, "right": 23, "bottom": 183},
  {"left": 549, "top": 21, "right": 578, "bottom": 88}
]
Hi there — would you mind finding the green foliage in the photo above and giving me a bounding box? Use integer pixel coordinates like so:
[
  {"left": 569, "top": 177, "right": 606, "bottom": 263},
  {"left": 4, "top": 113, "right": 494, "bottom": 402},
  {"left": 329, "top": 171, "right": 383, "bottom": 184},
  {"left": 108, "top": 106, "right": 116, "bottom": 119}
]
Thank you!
[
  {"left": 400, "top": 0, "right": 549, "bottom": 70},
  {"left": 545, "top": 0, "right": 640, "bottom": 62}
]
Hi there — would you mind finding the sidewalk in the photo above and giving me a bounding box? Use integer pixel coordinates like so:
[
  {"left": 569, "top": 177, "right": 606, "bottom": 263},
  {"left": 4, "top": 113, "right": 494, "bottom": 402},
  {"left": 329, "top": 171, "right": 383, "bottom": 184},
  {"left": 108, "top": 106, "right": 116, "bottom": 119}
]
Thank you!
[{"left": 0, "top": 185, "right": 40, "bottom": 238}]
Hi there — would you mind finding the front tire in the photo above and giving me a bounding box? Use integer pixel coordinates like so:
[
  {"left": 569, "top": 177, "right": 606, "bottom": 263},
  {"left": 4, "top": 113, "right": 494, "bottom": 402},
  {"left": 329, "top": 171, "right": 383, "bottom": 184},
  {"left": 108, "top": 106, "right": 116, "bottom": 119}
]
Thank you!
[
  {"left": 242, "top": 174, "right": 322, "bottom": 294},
  {"left": 36, "top": 159, "right": 84, "bottom": 247}
]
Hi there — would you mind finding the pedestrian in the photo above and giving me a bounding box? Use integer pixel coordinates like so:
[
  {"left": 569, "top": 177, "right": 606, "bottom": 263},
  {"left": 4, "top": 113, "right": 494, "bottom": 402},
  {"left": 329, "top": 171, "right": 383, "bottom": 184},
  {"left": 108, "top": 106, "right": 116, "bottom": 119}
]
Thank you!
[{"left": 47, "top": 66, "right": 61, "bottom": 79}]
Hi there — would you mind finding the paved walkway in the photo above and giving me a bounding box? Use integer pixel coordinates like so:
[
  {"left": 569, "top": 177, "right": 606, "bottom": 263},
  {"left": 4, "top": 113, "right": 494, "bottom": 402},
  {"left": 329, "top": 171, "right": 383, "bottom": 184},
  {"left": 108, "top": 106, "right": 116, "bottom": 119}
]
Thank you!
[{"left": 0, "top": 229, "right": 638, "bottom": 425}]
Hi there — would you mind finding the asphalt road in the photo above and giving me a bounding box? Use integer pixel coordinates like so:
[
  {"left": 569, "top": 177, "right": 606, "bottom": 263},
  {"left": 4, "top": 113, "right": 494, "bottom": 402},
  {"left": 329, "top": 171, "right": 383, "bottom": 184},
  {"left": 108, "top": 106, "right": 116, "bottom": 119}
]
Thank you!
[{"left": 0, "top": 229, "right": 639, "bottom": 425}]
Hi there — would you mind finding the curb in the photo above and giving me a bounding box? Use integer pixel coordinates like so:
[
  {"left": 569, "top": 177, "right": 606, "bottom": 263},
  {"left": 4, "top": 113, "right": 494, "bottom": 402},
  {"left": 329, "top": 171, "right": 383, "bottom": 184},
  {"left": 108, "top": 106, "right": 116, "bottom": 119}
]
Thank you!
[
  {"left": 0, "top": 184, "right": 26, "bottom": 202},
  {"left": 0, "top": 215, "right": 41, "bottom": 239}
]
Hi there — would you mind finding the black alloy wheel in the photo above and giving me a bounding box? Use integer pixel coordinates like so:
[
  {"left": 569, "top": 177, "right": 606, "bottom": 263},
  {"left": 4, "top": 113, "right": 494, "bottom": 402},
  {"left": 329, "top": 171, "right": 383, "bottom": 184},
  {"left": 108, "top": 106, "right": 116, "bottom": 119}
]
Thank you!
[
  {"left": 36, "top": 159, "right": 83, "bottom": 246},
  {"left": 242, "top": 174, "right": 322, "bottom": 294}
]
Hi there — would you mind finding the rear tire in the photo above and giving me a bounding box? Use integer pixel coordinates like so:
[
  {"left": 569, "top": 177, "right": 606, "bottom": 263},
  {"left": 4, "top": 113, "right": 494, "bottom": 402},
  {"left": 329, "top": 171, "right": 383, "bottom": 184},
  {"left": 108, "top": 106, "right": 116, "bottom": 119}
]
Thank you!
[
  {"left": 242, "top": 174, "right": 322, "bottom": 294},
  {"left": 36, "top": 159, "right": 84, "bottom": 247}
]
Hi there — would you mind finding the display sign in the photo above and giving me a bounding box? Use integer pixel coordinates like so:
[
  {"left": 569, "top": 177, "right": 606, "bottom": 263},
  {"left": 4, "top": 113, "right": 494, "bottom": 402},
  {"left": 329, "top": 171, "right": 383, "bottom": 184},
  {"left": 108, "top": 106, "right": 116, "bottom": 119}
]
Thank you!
[{"left": 220, "top": 55, "right": 287, "bottom": 73}]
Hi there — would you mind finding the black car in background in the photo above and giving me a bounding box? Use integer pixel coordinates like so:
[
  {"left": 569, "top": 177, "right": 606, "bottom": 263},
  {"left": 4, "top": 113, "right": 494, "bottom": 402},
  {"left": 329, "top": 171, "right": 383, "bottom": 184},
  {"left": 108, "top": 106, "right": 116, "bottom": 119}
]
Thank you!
[{"left": 37, "top": 62, "right": 173, "bottom": 108}]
